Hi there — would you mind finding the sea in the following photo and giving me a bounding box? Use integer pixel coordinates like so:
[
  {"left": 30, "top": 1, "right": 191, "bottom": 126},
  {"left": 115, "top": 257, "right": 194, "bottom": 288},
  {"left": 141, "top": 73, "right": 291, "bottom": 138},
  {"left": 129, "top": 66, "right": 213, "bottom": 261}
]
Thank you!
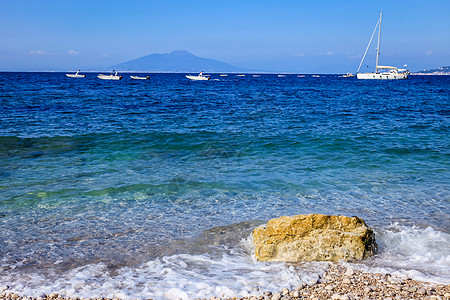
[{"left": 0, "top": 72, "right": 449, "bottom": 299}]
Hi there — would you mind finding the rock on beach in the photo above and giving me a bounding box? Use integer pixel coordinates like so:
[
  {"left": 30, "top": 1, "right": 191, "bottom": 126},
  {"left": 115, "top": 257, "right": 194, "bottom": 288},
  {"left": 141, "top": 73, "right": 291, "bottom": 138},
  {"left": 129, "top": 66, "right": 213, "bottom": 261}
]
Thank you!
[{"left": 252, "top": 214, "right": 377, "bottom": 262}]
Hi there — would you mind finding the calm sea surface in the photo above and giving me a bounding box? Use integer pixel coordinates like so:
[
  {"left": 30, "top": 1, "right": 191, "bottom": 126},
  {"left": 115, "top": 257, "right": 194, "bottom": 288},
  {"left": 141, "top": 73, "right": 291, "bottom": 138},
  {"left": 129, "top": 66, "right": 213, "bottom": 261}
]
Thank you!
[{"left": 0, "top": 73, "right": 449, "bottom": 299}]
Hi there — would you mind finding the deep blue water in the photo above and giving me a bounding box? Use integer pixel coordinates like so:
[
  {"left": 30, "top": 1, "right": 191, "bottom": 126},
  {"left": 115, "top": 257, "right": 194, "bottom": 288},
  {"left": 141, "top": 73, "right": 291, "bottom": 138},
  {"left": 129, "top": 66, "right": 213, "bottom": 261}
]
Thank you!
[{"left": 0, "top": 72, "right": 449, "bottom": 298}]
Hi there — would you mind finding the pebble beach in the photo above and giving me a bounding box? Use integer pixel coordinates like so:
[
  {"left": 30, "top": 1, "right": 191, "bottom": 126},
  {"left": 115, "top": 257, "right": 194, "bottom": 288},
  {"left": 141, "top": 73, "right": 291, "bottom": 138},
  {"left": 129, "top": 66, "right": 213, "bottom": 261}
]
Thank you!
[{"left": 1, "top": 264, "right": 449, "bottom": 300}]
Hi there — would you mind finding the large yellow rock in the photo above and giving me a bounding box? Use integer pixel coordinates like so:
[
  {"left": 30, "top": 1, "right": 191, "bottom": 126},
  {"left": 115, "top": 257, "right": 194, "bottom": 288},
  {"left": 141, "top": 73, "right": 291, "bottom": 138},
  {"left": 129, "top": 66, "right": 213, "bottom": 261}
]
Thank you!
[{"left": 252, "top": 214, "right": 377, "bottom": 262}]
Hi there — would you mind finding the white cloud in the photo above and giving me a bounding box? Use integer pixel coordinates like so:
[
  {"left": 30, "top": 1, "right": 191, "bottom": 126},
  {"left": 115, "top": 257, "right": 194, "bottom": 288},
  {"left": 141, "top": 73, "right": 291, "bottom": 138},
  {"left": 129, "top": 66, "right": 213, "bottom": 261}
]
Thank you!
[
  {"left": 326, "top": 51, "right": 334, "bottom": 56},
  {"left": 426, "top": 51, "right": 433, "bottom": 55},
  {"left": 68, "top": 50, "right": 79, "bottom": 55},
  {"left": 29, "top": 50, "right": 46, "bottom": 55},
  {"left": 295, "top": 53, "right": 305, "bottom": 57}
]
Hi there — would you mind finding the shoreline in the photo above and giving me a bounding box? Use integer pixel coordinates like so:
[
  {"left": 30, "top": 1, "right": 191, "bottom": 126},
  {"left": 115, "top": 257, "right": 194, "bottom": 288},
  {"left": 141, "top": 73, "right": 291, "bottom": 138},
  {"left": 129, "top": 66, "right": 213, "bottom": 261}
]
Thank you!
[{"left": 1, "top": 264, "right": 448, "bottom": 300}]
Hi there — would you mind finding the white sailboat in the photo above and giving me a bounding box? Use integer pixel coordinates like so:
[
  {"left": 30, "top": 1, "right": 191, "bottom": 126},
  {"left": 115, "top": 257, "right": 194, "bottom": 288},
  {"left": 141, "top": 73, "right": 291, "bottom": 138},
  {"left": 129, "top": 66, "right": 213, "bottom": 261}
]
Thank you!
[
  {"left": 66, "top": 70, "right": 85, "bottom": 78},
  {"left": 186, "top": 71, "right": 210, "bottom": 81},
  {"left": 356, "top": 12, "right": 409, "bottom": 80},
  {"left": 98, "top": 71, "right": 123, "bottom": 80}
]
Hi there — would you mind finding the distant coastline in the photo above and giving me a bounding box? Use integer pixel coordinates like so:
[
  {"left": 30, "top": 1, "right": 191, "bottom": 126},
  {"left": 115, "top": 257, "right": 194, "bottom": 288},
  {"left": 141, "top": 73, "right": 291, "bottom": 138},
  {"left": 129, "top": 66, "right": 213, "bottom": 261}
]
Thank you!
[
  {"left": 413, "top": 72, "right": 450, "bottom": 75},
  {"left": 413, "top": 66, "right": 450, "bottom": 75}
]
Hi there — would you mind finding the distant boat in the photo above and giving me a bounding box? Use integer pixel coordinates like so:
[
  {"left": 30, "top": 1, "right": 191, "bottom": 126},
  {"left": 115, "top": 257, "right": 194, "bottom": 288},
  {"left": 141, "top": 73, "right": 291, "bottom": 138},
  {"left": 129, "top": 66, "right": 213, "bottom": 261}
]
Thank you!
[
  {"left": 356, "top": 12, "right": 409, "bottom": 80},
  {"left": 130, "top": 75, "right": 150, "bottom": 80},
  {"left": 186, "top": 71, "right": 210, "bottom": 81},
  {"left": 98, "top": 71, "right": 122, "bottom": 80},
  {"left": 252, "top": 74, "right": 260, "bottom": 77},
  {"left": 66, "top": 70, "right": 85, "bottom": 78},
  {"left": 297, "top": 75, "right": 305, "bottom": 78},
  {"left": 278, "top": 75, "right": 286, "bottom": 77},
  {"left": 237, "top": 74, "right": 245, "bottom": 77},
  {"left": 312, "top": 75, "right": 320, "bottom": 78},
  {"left": 343, "top": 73, "right": 355, "bottom": 78},
  {"left": 220, "top": 74, "right": 228, "bottom": 77}
]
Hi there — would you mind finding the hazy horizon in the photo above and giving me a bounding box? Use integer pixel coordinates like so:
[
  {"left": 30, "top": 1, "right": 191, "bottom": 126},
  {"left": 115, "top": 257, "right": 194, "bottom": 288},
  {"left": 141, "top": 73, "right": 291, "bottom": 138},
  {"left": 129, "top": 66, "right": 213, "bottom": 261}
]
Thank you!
[{"left": 1, "top": 0, "right": 449, "bottom": 73}]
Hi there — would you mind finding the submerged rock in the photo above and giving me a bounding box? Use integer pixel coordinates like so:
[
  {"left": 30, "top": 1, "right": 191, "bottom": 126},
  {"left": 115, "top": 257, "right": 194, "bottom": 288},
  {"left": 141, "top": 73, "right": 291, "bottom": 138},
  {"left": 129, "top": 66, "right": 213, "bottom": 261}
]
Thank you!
[{"left": 252, "top": 214, "right": 377, "bottom": 262}]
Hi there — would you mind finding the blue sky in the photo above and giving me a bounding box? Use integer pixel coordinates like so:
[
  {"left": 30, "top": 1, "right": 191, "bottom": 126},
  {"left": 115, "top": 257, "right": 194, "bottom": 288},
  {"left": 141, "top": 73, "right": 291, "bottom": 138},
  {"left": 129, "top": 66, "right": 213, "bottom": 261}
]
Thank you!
[{"left": 0, "top": 0, "right": 449, "bottom": 73}]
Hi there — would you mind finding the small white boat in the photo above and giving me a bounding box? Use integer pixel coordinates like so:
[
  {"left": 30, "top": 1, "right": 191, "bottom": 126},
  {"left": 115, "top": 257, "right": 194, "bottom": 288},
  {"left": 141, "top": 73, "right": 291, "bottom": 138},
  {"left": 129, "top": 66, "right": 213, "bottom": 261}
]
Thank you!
[
  {"left": 278, "top": 74, "right": 286, "bottom": 77},
  {"left": 66, "top": 70, "right": 85, "bottom": 78},
  {"left": 252, "top": 74, "right": 260, "bottom": 77},
  {"left": 186, "top": 71, "right": 210, "bottom": 81},
  {"left": 220, "top": 74, "right": 228, "bottom": 77},
  {"left": 356, "top": 12, "right": 409, "bottom": 80},
  {"left": 98, "top": 71, "right": 122, "bottom": 80},
  {"left": 237, "top": 74, "right": 245, "bottom": 77},
  {"left": 312, "top": 75, "right": 320, "bottom": 78},
  {"left": 297, "top": 75, "right": 305, "bottom": 77},
  {"left": 130, "top": 75, "right": 150, "bottom": 80},
  {"left": 343, "top": 73, "right": 355, "bottom": 78}
]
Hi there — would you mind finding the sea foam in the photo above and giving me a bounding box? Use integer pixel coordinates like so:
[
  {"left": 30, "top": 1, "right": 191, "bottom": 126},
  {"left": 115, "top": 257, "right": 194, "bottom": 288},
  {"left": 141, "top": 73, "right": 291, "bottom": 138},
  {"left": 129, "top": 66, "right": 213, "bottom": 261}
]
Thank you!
[{"left": 347, "top": 223, "right": 450, "bottom": 284}]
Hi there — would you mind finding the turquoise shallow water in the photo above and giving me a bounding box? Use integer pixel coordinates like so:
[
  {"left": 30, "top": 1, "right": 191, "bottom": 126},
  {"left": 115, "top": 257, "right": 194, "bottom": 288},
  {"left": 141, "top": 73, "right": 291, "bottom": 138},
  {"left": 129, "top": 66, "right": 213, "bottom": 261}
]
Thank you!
[{"left": 0, "top": 73, "right": 449, "bottom": 298}]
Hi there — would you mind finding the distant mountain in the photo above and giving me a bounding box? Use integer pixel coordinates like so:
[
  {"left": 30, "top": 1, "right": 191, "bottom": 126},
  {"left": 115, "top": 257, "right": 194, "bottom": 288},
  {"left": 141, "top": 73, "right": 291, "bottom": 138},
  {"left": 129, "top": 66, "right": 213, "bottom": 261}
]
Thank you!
[
  {"left": 414, "top": 66, "right": 450, "bottom": 75},
  {"left": 108, "top": 50, "right": 254, "bottom": 73}
]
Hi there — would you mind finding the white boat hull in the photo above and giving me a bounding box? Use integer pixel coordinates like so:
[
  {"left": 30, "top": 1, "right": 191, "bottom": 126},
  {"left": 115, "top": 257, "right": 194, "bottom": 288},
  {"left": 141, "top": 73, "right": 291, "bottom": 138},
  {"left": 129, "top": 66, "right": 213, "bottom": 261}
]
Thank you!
[
  {"left": 356, "top": 72, "right": 408, "bottom": 80},
  {"left": 98, "top": 74, "right": 122, "bottom": 80},
  {"left": 66, "top": 74, "right": 85, "bottom": 78},
  {"left": 186, "top": 75, "right": 210, "bottom": 81},
  {"left": 130, "top": 76, "right": 149, "bottom": 80}
]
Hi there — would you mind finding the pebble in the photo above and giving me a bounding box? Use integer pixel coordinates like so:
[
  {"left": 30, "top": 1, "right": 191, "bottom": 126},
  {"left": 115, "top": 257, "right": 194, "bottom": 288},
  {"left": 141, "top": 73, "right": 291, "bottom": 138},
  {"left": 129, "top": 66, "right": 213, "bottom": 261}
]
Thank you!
[
  {"left": 344, "top": 268, "right": 354, "bottom": 277},
  {"left": 405, "top": 286, "right": 417, "bottom": 293},
  {"left": 388, "top": 277, "right": 404, "bottom": 285},
  {"left": 418, "top": 288, "right": 427, "bottom": 295}
]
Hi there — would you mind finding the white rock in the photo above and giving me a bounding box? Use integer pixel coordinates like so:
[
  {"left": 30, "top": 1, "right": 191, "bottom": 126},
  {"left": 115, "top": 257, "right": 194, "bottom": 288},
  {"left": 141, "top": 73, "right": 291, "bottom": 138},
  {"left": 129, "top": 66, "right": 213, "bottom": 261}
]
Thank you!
[
  {"left": 405, "top": 286, "right": 417, "bottom": 293},
  {"left": 345, "top": 268, "right": 354, "bottom": 276},
  {"left": 343, "top": 278, "right": 351, "bottom": 284}
]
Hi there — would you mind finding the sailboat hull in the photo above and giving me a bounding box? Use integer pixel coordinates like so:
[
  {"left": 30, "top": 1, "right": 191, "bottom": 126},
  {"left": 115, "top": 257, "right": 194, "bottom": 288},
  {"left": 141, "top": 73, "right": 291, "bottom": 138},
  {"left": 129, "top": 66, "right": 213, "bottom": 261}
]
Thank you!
[{"left": 356, "top": 72, "right": 408, "bottom": 80}]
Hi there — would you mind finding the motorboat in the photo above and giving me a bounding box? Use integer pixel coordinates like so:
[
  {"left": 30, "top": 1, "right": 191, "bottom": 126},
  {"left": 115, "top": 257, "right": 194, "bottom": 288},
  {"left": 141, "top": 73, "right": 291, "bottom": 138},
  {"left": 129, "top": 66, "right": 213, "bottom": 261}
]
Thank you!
[
  {"left": 343, "top": 73, "right": 355, "bottom": 77},
  {"left": 66, "top": 70, "right": 85, "bottom": 78},
  {"left": 220, "top": 74, "right": 228, "bottom": 77},
  {"left": 356, "top": 12, "right": 409, "bottom": 80},
  {"left": 186, "top": 71, "right": 210, "bottom": 81},
  {"left": 130, "top": 75, "right": 150, "bottom": 80},
  {"left": 98, "top": 71, "right": 122, "bottom": 80}
]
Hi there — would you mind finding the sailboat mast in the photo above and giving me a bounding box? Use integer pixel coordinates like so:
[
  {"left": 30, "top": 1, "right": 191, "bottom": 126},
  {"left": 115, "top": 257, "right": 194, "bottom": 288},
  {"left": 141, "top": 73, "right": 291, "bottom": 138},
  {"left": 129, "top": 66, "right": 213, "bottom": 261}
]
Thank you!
[{"left": 375, "top": 12, "right": 382, "bottom": 72}]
